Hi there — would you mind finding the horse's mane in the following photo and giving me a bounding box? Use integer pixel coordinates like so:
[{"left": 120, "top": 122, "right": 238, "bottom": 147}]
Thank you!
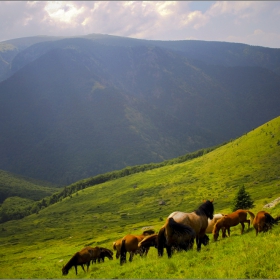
[
  {"left": 195, "top": 200, "right": 214, "bottom": 217},
  {"left": 212, "top": 216, "right": 225, "bottom": 234}
]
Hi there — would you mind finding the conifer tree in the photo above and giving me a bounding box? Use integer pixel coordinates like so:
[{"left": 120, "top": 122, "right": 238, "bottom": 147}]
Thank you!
[{"left": 232, "top": 185, "right": 254, "bottom": 211}]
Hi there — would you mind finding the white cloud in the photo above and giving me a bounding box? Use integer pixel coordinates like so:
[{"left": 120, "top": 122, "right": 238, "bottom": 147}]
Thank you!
[{"left": 0, "top": 1, "right": 279, "bottom": 48}]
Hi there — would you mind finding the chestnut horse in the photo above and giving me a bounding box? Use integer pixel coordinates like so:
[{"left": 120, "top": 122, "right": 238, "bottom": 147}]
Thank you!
[
  {"left": 158, "top": 200, "right": 214, "bottom": 253},
  {"left": 117, "top": 229, "right": 155, "bottom": 265},
  {"left": 253, "top": 211, "right": 279, "bottom": 236},
  {"left": 213, "top": 209, "right": 255, "bottom": 241}
]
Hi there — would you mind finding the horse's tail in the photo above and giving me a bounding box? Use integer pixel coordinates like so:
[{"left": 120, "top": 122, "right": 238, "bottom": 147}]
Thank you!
[
  {"left": 168, "top": 217, "right": 195, "bottom": 236},
  {"left": 120, "top": 239, "right": 127, "bottom": 265},
  {"left": 275, "top": 215, "right": 280, "bottom": 222},
  {"left": 246, "top": 210, "right": 255, "bottom": 224},
  {"left": 157, "top": 226, "right": 166, "bottom": 257},
  {"left": 265, "top": 213, "right": 278, "bottom": 227}
]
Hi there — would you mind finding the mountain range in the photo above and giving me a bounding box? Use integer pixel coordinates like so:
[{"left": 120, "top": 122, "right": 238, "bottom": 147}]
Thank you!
[{"left": 0, "top": 34, "right": 280, "bottom": 185}]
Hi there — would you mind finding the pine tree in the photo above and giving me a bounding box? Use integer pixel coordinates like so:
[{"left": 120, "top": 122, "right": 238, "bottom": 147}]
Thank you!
[{"left": 232, "top": 185, "right": 255, "bottom": 211}]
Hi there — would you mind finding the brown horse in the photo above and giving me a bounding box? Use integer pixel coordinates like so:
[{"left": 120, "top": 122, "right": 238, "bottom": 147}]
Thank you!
[
  {"left": 213, "top": 209, "right": 255, "bottom": 241},
  {"left": 253, "top": 211, "right": 279, "bottom": 236},
  {"left": 138, "top": 233, "right": 158, "bottom": 254},
  {"left": 117, "top": 229, "right": 155, "bottom": 265},
  {"left": 113, "top": 229, "right": 154, "bottom": 260},
  {"left": 138, "top": 231, "right": 209, "bottom": 257},
  {"left": 159, "top": 200, "right": 214, "bottom": 252},
  {"left": 157, "top": 217, "right": 196, "bottom": 258},
  {"left": 92, "top": 247, "right": 113, "bottom": 263},
  {"left": 62, "top": 246, "right": 94, "bottom": 275},
  {"left": 62, "top": 246, "right": 113, "bottom": 275}
]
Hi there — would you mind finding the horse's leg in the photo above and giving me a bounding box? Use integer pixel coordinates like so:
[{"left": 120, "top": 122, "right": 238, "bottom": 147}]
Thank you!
[
  {"left": 129, "top": 252, "right": 134, "bottom": 262},
  {"left": 81, "top": 264, "right": 86, "bottom": 273},
  {"left": 222, "top": 227, "right": 227, "bottom": 238},
  {"left": 241, "top": 222, "right": 245, "bottom": 234},
  {"left": 166, "top": 245, "right": 172, "bottom": 258},
  {"left": 196, "top": 237, "right": 201, "bottom": 251},
  {"left": 75, "top": 265, "right": 78, "bottom": 275},
  {"left": 247, "top": 220, "right": 251, "bottom": 230}
]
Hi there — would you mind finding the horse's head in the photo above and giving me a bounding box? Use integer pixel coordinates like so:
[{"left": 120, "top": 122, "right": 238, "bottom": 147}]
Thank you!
[
  {"left": 200, "top": 234, "right": 210, "bottom": 246},
  {"left": 212, "top": 220, "right": 221, "bottom": 241},
  {"left": 62, "top": 266, "right": 68, "bottom": 275},
  {"left": 200, "top": 199, "right": 214, "bottom": 219},
  {"left": 100, "top": 248, "right": 113, "bottom": 260}
]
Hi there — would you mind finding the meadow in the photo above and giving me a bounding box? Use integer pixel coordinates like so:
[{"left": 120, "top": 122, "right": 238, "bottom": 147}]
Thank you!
[{"left": 0, "top": 116, "right": 280, "bottom": 278}]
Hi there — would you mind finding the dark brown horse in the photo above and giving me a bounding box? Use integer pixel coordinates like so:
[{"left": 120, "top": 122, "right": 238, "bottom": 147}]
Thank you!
[
  {"left": 62, "top": 246, "right": 94, "bottom": 275},
  {"left": 159, "top": 200, "right": 214, "bottom": 252},
  {"left": 213, "top": 209, "right": 255, "bottom": 241},
  {"left": 253, "top": 211, "right": 279, "bottom": 236},
  {"left": 92, "top": 247, "right": 113, "bottom": 263},
  {"left": 157, "top": 217, "right": 196, "bottom": 258},
  {"left": 62, "top": 246, "right": 113, "bottom": 275},
  {"left": 138, "top": 231, "right": 209, "bottom": 257},
  {"left": 117, "top": 229, "right": 155, "bottom": 265}
]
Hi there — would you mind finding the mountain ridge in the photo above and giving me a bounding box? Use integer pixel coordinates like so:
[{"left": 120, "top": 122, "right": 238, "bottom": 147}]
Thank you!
[{"left": 0, "top": 35, "right": 279, "bottom": 184}]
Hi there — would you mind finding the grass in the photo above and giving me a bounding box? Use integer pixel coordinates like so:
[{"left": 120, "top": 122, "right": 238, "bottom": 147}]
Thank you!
[{"left": 0, "top": 116, "right": 280, "bottom": 278}]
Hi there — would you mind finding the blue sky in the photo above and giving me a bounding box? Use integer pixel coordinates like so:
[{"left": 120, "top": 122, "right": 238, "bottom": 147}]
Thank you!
[{"left": 0, "top": 1, "right": 280, "bottom": 48}]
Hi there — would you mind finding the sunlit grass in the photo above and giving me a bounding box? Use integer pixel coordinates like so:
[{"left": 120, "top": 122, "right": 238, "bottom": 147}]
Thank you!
[{"left": 0, "top": 116, "right": 280, "bottom": 278}]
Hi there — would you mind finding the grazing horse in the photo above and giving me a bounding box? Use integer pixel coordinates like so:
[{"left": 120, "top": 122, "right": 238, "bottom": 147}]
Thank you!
[
  {"left": 206, "top": 213, "right": 225, "bottom": 234},
  {"left": 157, "top": 217, "right": 196, "bottom": 258},
  {"left": 113, "top": 229, "right": 155, "bottom": 260},
  {"left": 62, "top": 246, "right": 94, "bottom": 275},
  {"left": 253, "top": 211, "right": 279, "bottom": 236},
  {"left": 213, "top": 209, "right": 255, "bottom": 241},
  {"left": 117, "top": 229, "right": 155, "bottom": 265},
  {"left": 138, "top": 233, "right": 158, "bottom": 254},
  {"left": 92, "top": 247, "right": 113, "bottom": 263},
  {"left": 159, "top": 199, "right": 214, "bottom": 253}
]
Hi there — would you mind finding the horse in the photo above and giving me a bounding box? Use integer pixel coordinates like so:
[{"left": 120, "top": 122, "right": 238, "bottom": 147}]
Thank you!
[
  {"left": 91, "top": 247, "right": 113, "bottom": 263},
  {"left": 62, "top": 246, "right": 94, "bottom": 275},
  {"left": 113, "top": 229, "right": 155, "bottom": 260},
  {"left": 158, "top": 199, "right": 214, "bottom": 253},
  {"left": 157, "top": 217, "right": 196, "bottom": 258},
  {"left": 253, "top": 211, "right": 279, "bottom": 236},
  {"left": 138, "top": 233, "right": 159, "bottom": 255},
  {"left": 212, "top": 209, "right": 255, "bottom": 241},
  {"left": 116, "top": 229, "right": 155, "bottom": 265},
  {"left": 138, "top": 231, "right": 209, "bottom": 257},
  {"left": 206, "top": 213, "right": 225, "bottom": 234}
]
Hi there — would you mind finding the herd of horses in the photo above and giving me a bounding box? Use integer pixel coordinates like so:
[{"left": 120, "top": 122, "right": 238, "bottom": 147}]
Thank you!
[{"left": 62, "top": 200, "right": 280, "bottom": 275}]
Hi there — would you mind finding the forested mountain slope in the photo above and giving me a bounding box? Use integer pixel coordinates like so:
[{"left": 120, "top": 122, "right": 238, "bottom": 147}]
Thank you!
[{"left": 0, "top": 35, "right": 280, "bottom": 184}]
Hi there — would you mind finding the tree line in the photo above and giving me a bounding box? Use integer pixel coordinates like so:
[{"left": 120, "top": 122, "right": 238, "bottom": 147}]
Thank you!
[{"left": 0, "top": 142, "right": 228, "bottom": 223}]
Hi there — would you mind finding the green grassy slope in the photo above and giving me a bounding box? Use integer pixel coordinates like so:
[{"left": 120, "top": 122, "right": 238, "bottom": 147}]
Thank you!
[
  {"left": 0, "top": 116, "right": 280, "bottom": 278},
  {"left": 0, "top": 169, "right": 60, "bottom": 203}
]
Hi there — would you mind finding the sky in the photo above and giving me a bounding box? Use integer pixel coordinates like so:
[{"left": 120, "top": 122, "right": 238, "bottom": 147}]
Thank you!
[{"left": 1, "top": 1, "right": 280, "bottom": 48}]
